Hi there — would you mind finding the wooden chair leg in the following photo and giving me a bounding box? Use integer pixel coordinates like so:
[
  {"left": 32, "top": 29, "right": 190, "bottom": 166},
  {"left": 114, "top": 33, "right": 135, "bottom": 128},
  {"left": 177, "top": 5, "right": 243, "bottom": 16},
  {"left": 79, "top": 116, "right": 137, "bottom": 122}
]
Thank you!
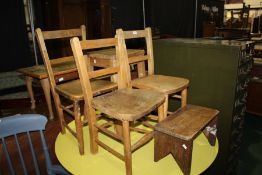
[
  {"left": 87, "top": 107, "right": 98, "bottom": 154},
  {"left": 40, "top": 78, "right": 54, "bottom": 120},
  {"left": 25, "top": 76, "right": 35, "bottom": 110},
  {"left": 74, "top": 101, "right": 84, "bottom": 155},
  {"left": 137, "top": 61, "right": 146, "bottom": 78},
  {"left": 181, "top": 88, "right": 187, "bottom": 107},
  {"left": 52, "top": 92, "right": 66, "bottom": 134},
  {"left": 122, "top": 121, "right": 132, "bottom": 175},
  {"left": 158, "top": 103, "right": 165, "bottom": 122},
  {"left": 163, "top": 95, "right": 169, "bottom": 118},
  {"left": 114, "top": 120, "right": 123, "bottom": 137}
]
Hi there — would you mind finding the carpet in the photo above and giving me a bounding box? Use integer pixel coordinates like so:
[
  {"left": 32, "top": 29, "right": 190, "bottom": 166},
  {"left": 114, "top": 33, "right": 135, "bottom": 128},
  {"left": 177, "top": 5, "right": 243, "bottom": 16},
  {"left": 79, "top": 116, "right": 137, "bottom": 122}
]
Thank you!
[{"left": 0, "top": 71, "right": 28, "bottom": 100}]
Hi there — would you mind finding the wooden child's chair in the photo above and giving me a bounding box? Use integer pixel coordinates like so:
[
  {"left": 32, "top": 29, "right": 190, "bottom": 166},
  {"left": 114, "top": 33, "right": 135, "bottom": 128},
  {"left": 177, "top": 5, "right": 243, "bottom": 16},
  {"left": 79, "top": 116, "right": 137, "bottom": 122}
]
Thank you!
[
  {"left": 116, "top": 28, "right": 190, "bottom": 118},
  {"left": 35, "top": 25, "right": 117, "bottom": 155},
  {"left": 70, "top": 36, "right": 165, "bottom": 175}
]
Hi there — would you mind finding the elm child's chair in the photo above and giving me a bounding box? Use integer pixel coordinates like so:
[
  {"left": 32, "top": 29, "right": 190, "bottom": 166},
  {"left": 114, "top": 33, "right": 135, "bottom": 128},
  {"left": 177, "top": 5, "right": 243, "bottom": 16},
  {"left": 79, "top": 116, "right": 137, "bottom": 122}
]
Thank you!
[
  {"left": 70, "top": 35, "right": 166, "bottom": 175},
  {"left": 116, "top": 28, "right": 190, "bottom": 118},
  {"left": 35, "top": 25, "right": 117, "bottom": 155}
]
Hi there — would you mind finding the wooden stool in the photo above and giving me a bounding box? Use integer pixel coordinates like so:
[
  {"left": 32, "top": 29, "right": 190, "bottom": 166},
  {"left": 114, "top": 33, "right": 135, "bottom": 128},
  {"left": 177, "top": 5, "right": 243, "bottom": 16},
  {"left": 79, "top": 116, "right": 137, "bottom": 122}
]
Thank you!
[{"left": 154, "top": 105, "right": 219, "bottom": 175}]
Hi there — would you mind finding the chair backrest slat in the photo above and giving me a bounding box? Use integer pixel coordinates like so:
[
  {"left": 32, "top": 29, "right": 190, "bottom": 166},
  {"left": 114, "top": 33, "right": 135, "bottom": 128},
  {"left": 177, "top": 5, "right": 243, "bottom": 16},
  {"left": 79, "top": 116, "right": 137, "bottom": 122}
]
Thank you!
[
  {"left": 80, "top": 38, "right": 116, "bottom": 49},
  {"left": 50, "top": 56, "right": 74, "bottom": 65},
  {"left": 88, "top": 67, "right": 120, "bottom": 79},
  {"left": 128, "top": 55, "right": 148, "bottom": 64},
  {"left": 1, "top": 138, "right": 15, "bottom": 175},
  {"left": 27, "top": 132, "right": 40, "bottom": 175},
  {"left": 39, "top": 131, "right": 52, "bottom": 169},
  {"left": 14, "top": 134, "right": 27, "bottom": 174}
]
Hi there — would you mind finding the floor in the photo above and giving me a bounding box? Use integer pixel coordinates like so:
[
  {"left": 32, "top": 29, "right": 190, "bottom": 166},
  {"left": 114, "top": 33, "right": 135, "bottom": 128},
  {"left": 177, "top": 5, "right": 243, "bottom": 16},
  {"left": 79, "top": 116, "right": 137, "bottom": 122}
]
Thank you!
[{"left": 1, "top": 92, "right": 262, "bottom": 175}]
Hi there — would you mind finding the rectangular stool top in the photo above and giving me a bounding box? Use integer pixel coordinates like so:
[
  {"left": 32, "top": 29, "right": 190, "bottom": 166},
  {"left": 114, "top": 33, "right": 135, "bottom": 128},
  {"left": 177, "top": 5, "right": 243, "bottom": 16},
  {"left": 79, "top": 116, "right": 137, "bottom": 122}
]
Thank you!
[{"left": 155, "top": 105, "right": 219, "bottom": 140}]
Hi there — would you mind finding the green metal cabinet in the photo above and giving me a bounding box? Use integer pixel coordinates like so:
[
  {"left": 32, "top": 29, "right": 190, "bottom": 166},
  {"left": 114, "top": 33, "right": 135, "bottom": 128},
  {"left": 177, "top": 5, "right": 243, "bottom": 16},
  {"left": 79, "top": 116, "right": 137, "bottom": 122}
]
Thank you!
[{"left": 153, "top": 38, "right": 254, "bottom": 175}]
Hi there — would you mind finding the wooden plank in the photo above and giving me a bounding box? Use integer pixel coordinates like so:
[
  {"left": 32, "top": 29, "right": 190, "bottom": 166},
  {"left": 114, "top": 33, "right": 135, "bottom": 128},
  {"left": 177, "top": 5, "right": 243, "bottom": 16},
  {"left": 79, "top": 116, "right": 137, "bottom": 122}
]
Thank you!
[
  {"left": 155, "top": 105, "right": 219, "bottom": 140},
  {"left": 42, "top": 29, "right": 82, "bottom": 40}
]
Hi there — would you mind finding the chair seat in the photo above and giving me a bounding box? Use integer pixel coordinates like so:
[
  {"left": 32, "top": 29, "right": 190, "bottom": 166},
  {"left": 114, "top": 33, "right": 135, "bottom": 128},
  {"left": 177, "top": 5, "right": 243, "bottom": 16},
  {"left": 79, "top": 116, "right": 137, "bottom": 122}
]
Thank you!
[
  {"left": 92, "top": 88, "right": 165, "bottom": 121},
  {"left": 56, "top": 79, "right": 117, "bottom": 100},
  {"left": 131, "top": 75, "right": 189, "bottom": 95}
]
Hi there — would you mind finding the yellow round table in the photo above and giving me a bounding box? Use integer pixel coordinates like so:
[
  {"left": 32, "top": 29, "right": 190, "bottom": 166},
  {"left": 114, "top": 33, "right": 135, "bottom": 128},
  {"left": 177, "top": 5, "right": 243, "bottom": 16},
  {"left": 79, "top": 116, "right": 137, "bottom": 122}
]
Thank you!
[{"left": 55, "top": 121, "right": 218, "bottom": 175}]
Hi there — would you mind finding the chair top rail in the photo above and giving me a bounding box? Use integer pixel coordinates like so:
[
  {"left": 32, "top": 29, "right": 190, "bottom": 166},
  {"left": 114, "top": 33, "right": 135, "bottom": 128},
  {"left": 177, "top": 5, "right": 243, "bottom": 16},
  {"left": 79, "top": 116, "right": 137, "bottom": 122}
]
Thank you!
[
  {"left": 0, "top": 114, "right": 47, "bottom": 138},
  {"left": 42, "top": 28, "right": 82, "bottom": 40},
  {"left": 122, "top": 30, "right": 147, "bottom": 39}
]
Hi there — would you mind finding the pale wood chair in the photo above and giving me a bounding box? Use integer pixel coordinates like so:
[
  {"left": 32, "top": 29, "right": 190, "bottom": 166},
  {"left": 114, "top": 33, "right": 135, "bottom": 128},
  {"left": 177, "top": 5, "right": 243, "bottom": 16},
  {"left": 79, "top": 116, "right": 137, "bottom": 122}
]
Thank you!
[
  {"left": 35, "top": 26, "right": 117, "bottom": 155},
  {"left": 116, "top": 28, "right": 190, "bottom": 118},
  {"left": 70, "top": 36, "right": 165, "bottom": 175}
]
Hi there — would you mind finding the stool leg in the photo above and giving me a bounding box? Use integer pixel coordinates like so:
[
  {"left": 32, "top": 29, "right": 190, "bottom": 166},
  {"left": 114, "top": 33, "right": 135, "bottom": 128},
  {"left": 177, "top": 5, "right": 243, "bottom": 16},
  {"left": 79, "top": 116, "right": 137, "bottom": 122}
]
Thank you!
[
  {"left": 154, "top": 132, "right": 193, "bottom": 175},
  {"left": 171, "top": 139, "right": 193, "bottom": 175},
  {"left": 203, "top": 116, "right": 218, "bottom": 146},
  {"left": 154, "top": 131, "right": 172, "bottom": 162}
]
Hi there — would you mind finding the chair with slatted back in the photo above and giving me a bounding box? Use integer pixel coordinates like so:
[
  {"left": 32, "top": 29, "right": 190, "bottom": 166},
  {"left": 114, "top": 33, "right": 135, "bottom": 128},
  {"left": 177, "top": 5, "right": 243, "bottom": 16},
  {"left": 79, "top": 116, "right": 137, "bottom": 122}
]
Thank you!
[
  {"left": 70, "top": 36, "right": 165, "bottom": 175},
  {"left": 0, "top": 114, "right": 69, "bottom": 175},
  {"left": 116, "top": 28, "right": 190, "bottom": 118},
  {"left": 35, "top": 26, "right": 117, "bottom": 155}
]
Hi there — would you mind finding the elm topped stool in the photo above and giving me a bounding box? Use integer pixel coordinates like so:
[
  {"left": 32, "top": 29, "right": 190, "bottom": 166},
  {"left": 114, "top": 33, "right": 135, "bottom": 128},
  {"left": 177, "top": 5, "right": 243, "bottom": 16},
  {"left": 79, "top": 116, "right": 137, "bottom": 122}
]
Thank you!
[{"left": 154, "top": 105, "right": 219, "bottom": 175}]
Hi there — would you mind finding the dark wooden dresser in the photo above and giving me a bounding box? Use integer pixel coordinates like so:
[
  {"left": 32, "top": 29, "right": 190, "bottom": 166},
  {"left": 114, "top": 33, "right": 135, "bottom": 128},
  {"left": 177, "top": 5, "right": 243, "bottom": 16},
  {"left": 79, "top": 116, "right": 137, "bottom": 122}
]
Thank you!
[{"left": 153, "top": 38, "right": 254, "bottom": 175}]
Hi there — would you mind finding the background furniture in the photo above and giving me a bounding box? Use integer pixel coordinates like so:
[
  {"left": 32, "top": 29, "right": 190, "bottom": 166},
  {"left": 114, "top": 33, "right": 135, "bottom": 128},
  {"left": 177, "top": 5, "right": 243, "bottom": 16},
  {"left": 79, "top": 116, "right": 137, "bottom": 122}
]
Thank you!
[
  {"left": 216, "top": 27, "right": 251, "bottom": 40},
  {"left": 55, "top": 120, "right": 218, "bottom": 175},
  {"left": 246, "top": 42, "right": 262, "bottom": 116},
  {"left": 153, "top": 38, "right": 254, "bottom": 175},
  {"left": 0, "top": 114, "right": 69, "bottom": 175},
  {"left": 227, "top": 3, "right": 250, "bottom": 29},
  {"left": 38, "top": 0, "right": 111, "bottom": 39},
  {"left": 17, "top": 64, "right": 77, "bottom": 120}
]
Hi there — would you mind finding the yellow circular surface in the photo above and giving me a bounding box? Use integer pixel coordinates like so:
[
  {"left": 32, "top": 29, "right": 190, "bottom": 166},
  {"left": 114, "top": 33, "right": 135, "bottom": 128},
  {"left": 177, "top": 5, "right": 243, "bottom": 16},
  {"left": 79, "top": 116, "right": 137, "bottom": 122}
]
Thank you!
[{"left": 55, "top": 121, "right": 218, "bottom": 175}]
